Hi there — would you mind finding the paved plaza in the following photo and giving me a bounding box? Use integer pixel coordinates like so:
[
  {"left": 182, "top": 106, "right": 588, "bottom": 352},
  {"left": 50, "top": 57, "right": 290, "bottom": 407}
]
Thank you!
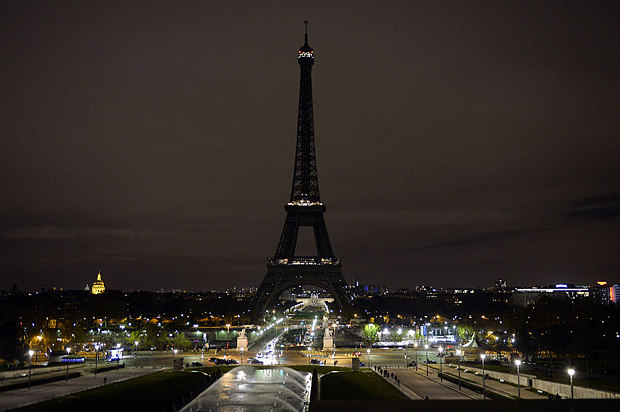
[{"left": 0, "top": 366, "right": 160, "bottom": 411}]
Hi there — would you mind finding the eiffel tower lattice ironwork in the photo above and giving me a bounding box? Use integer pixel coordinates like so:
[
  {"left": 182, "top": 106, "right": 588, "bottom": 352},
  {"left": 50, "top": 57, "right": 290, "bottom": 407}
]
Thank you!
[{"left": 253, "top": 23, "right": 349, "bottom": 319}]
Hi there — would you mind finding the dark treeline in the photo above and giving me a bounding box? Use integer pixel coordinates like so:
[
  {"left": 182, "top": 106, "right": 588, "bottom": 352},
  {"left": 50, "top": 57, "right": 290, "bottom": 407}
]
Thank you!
[
  {"left": 0, "top": 290, "right": 251, "bottom": 325},
  {"left": 351, "top": 291, "right": 510, "bottom": 320},
  {"left": 505, "top": 296, "right": 620, "bottom": 376}
]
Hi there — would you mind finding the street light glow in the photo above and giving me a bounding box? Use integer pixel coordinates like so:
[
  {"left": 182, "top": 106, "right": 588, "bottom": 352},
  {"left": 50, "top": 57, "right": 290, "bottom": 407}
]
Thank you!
[
  {"left": 28, "top": 350, "right": 34, "bottom": 357},
  {"left": 568, "top": 368, "right": 575, "bottom": 376},
  {"left": 515, "top": 359, "right": 521, "bottom": 366},
  {"left": 480, "top": 353, "right": 486, "bottom": 360}
]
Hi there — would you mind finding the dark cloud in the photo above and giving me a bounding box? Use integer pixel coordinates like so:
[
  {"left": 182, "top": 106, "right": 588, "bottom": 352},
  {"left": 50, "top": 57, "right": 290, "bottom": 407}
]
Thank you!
[
  {"left": 395, "top": 229, "right": 548, "bottom": 253},
  {"left": 569, "top": 194, "right": 620, "bottom": 220}
]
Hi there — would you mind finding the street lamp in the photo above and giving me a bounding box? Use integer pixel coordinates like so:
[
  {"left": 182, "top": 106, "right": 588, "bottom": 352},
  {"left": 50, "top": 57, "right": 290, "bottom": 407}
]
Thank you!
[
  {"left": 424, "top": 344, "right": 429, "bottom": 376},
  {"left": 28, "top": 350, "right": 34, "bottom": 389},
  {"left": 226, "top": 324, "right": 231, "bottom": 356},
  {"left": 480, "top": 353, "right": 486, "bottom": 400},
  {"left": 94, "top": 344, "right": 99, "bottom": 375},
  {"left": 568, "top": 368, "right": 575, "bottom": 399},
  {"left": 115, "top": 343, "right": 121, "bottom": 371},
  {"left": 366, "top": 348, "right": 371, "bottom": 368},
  {"left": 202, "top": 332, "right": 207, "bottom": 359},
  {"left": 414, "top": 342, "right": 418, "bottom": 371},
  {"left": 515, "top": 359, "right": 522, "bottom": 398},
  {"left": 456, "top": 349, "right": 462, "bottom": 391},
  {"left": 135, "top": 341, "right": 139, "bottom": 368},
  {"left": 240, "top": 347, "right": 244, "bottom": 364},
  {"left": 438, "top": 346, "right": 444, "bottom": 382},
  {"left": 65, "top": 347, "right": 71, "bottom": 382}
]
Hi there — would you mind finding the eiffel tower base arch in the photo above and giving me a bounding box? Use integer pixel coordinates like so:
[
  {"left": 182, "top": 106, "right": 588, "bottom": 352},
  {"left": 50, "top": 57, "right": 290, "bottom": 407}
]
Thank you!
[{"left": 252, "top": 262, "right": 349, "bottom": 321}]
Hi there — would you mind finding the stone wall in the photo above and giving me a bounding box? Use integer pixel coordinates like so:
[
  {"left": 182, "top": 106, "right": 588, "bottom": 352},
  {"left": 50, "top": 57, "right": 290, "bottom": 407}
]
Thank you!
[{"left": 0, "top": 363, "right": 83, "bottom": 380}]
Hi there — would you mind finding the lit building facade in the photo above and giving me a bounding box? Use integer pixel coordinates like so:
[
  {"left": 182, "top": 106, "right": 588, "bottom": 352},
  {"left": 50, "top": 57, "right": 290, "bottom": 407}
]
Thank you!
[{"left": 91, "top": 271, "right": 106, "bottom": 295}]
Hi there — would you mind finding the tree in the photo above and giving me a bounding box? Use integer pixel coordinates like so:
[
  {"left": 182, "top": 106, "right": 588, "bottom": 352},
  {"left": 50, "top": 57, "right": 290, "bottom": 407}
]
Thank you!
[
  {"left": 456, "top": 325, "right": 474, "bottom": 343},
  {"left": 361, "top": 323, "right": 380, "bottom": 348},
  {"left": 172, "top": 333, "right": 193, "bottom": 351},
  {"left": 144, "top": 323, "right": 166, "bottom": 349},
  {"left": 128, "top": 330, "right": 144, "bottom": 347},
  {"left": 0, "top": 322, "right": 22, "bottom": 366}
]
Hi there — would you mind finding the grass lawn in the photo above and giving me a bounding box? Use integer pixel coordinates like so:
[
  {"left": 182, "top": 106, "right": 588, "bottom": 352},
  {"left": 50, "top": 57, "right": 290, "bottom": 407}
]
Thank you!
[
  {"left": 15, "top": 371, "right": 210, "bottom": 412},
  {"left": 320, "top": 371, "right": 407, "bottom": 400}
]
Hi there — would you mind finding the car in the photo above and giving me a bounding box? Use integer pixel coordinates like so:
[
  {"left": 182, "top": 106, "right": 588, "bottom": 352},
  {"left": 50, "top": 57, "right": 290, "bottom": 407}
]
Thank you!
[
  {"left": 353, "top": 351, "right": 361, "bottom": 356},
  {"left": 225, "top": 359, "right": 239, "bottom": 365},
  {"left": 248, "top": 358, "right": 263, "bottom": 364},
  {"left": 309, "top": 359, "right": 324, "bottom": 365},
  {"left": 208, "top": 357, "right": 218, "bottom": 363},
  {"left": 191, "top": 361, "right": 203, "bottom": 367}
]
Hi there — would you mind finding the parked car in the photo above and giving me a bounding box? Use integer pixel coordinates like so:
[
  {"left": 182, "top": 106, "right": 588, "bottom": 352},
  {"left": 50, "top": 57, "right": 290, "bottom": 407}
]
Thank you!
[
  {"left": 191, "top": 361, "right": 203, "bottom": 367},
  {"left": 310, "top": 359, "right": 324, "bottom": 365},
  {"left": 248, "top": 358, "right": 263, "bottom": 364}
]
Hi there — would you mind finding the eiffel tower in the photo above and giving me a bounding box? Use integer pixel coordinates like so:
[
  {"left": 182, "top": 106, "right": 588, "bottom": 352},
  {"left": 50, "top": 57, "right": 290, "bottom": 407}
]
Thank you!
[{"left": 253, "top": 23, "right": 349, "bottom": 319}]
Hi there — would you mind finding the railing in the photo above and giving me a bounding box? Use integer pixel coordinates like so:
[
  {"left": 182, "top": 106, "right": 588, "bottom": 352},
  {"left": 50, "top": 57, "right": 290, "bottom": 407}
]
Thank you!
[{"left": 268, "top": 257, "right": 340, "bottom": 266}]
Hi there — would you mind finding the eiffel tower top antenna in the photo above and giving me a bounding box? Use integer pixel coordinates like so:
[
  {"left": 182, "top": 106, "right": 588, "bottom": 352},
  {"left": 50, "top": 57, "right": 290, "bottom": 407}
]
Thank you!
[{"left": 304, "top": 20, "right": 308, "bottom": 44}]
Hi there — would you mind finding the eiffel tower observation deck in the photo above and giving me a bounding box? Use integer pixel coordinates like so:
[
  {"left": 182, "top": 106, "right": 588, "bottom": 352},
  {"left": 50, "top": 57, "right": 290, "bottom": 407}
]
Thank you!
[{"left": 253, "top": 23, "right": 349, "bottom": 320}]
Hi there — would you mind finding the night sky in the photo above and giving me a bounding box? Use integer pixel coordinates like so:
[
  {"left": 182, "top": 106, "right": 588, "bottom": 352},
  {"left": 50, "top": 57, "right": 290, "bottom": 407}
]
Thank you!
[{"left": 1, "top": 1, "right": 619, "bottom": 292}]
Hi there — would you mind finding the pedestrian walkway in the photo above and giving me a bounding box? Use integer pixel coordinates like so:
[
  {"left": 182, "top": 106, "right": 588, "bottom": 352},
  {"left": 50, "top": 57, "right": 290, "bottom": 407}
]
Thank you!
[
  {"left": 378, "top": 367, "right": 483, "bottom": 400},
  {"left": 429, "top": 364, "right": 547, "bottom": 400},
  {"left": 0, "top": 366, "right": 163, "bottom": 411},
  {"left": 0, "top": 365, "right": 87, "bottom": 390}
]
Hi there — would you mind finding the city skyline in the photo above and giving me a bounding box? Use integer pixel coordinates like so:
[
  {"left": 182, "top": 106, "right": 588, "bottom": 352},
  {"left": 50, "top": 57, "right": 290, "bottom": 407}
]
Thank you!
[{"left": 1, "top": 1, "right": 619, "bottom": 291}]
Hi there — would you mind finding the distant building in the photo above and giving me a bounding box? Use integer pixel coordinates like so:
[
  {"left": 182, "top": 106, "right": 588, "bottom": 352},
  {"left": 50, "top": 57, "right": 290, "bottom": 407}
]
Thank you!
[
  {"left": 612, "top": 285, "right": 620, "bottom": 304},
  {"left": 357, "top": 284, "right": 385, "bottom": 295},
  {"left": 91, "top": 271, "right": 106, "bottom": 295},
  {"left": 422, "top": 324, "right": 457, "bottom": 344},
  {"left": 592, "top": 281, "right": 620, "bottom": 305},
  {"left": 511, "top": 284, "right": 589, "bottom": 307}
]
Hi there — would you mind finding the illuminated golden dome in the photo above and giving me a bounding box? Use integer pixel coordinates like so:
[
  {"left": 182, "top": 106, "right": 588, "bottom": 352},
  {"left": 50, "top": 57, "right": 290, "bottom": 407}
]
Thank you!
[{"left": 91, "top": 271, "right": 106, "bottom": 295}]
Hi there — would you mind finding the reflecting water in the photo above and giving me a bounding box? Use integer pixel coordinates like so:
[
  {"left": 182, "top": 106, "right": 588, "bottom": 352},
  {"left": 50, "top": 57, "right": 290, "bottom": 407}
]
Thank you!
[{"left": 181, "top": 366, "right": 312, "bottom": 412}]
